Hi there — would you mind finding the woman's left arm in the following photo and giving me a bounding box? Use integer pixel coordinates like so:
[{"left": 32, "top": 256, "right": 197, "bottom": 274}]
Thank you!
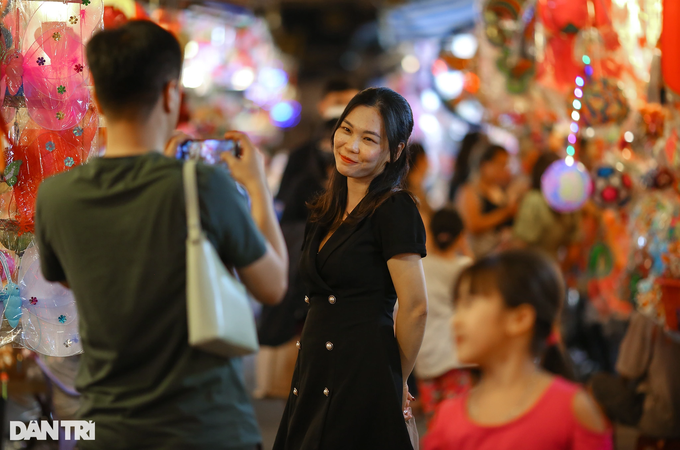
[{"left": 388, "top": 254, "right": 428, "bottom": 382}]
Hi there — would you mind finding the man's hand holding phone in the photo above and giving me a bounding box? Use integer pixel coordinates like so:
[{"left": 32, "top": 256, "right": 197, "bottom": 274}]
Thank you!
[
  {"left": 166, "top": 130, "right": 266, "bottom": 194},
  {"left": 164, "top": 131, "right": 193, "bottom": 158},
  {"left": 220, "top": 131, "right": 267, "bottom": 194}
]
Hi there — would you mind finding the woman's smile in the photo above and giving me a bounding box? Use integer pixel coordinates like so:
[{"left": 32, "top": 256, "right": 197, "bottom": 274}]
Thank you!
[{"left": 339, "top": 154, "right": 358, "bottom": 165}]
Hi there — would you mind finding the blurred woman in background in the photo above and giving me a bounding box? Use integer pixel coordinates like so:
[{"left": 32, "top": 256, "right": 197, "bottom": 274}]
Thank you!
[
  {"left": 513, "top": 152, "right": 581, "bottom": 262},
  {"left": 455, "top": 144, "right": 517, "bottom": 258}
]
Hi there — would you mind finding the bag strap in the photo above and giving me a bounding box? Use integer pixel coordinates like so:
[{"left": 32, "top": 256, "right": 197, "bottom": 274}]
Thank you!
[{"left": 183, "top": 160, "right": 202, "bottom": 241}]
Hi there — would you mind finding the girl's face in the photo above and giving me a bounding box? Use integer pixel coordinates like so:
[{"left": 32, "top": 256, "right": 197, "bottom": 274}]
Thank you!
[
  {"left": 452, "top": 278, "right": 513, "bottom": 365},
  {"left": 480, "top": 152, "right": 510, "bottom": 185},
  {"left": 333, "top": 105, "right": 393, "bottom": 182}
]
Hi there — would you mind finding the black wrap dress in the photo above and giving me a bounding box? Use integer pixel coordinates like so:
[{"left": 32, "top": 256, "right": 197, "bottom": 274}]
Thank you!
[{"left": 273, "top": 192, "right": 427, "bottom": 450}]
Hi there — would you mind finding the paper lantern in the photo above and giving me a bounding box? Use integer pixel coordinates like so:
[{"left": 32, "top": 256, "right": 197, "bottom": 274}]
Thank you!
[{"left": 541, "top": 159, "right": 592, "bottom": 212}]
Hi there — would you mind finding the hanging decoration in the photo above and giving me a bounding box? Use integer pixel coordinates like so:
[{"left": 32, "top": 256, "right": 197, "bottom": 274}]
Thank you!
[
  {"left": 592, "top": 165, "right": 633, "bottom": 208},
  {"left": 541, "top": 158, "right": 592, "bottom": 213},
  {"left": 0, "top": 0, "right": 104, "bottom": 355},
  {"left": 482, "top": 0, "right": 536, "bottom": 94},
  {"left": 628, "top": 190, "right": 680, "bottom": 339}
]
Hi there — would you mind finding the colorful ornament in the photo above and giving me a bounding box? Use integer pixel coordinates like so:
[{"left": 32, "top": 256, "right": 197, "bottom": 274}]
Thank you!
[
  {"left": 643, "top": 167, "right": 676, "bottom": 190},
  {"left": 52, "top": 32, "right": 61, "bottom": 42},
  {"left": 57, "top": 85, "right": 66, "bottom": 95},
  {"left": 74, "top": 64, "right": 84, "bottom": 73},
  {"left": 592, "top": 165, "right": 633, "bottom": 208},
  {"left": 482, "top": 0, "right": 536, "bottom": 94},
  {"left": 588, "top": 242, "right": 614, "bottom": 278},
  {"left": 64, "top": 157, "right": 75, "bottom": 168},
  {"left": 663, "top": 129, "right": 680, "bottom": 170},
  {"left": 3, "top": 161, "right": 22, "bottom": 187},
  {"left": 69, "top": 16, "right": 78, "bottom": 25},
  {"left": 73, "top": 127, "right": 83, "bottom": 137},
  {"left": 45, "top": 141, "right": 55, "bottom": 152},
  {"left": 541, "top": 159, "right": 593, "bottom": 213},
  {"left": 579, "top": 78, "right": 630, "bottom": 127},
  {"left": 56, "top": 112, "right": 65, "bottom": 121},
  {"left": 663, "top": 242, "right": 680, "bottom": 279},
  {"left": 36, "top": 57, "right": 45, "bottom": 66},
  {"left": 29, "top": 297, "right": 37, "bottom": 306},
  {"left": 0, "top": 220, "right": 34, "bottom": 254},
  {"left": 58, "top": 314, "right": 67, "bottom": 324},
  {"left": 82, "top": 0, "right": 91, "bottom": 5}
]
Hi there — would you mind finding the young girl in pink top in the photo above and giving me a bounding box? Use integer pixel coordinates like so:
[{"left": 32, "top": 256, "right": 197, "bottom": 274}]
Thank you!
[{"left": 423, "top": 249, "right": 612, "bottom": 450}]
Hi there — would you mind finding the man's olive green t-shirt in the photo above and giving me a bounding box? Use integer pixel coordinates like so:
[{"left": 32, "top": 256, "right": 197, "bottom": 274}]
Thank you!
[{"left": 35, "top": 153, "right": 266, "bottom": 449}]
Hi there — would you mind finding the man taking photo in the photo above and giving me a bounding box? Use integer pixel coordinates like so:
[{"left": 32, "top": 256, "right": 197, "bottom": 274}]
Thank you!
[{"left": 35, "top": 21, "right": 287, "bottom": 450}]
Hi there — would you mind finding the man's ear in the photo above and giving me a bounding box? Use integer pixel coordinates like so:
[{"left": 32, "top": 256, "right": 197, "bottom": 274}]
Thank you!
[
  {"left": 162, "top": 79, "right": 181, "bottom": 113},
  {"left": 92, "top": 89, "right": 105, "bottom": 116}
]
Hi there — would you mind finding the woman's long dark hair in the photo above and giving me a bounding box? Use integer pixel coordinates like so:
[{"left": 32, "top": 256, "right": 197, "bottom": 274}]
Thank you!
[
  {"left": 449, "top": 131, "right": 485, "bottom": 201},
  {"left": 454, "top": 249, "right": 576, "bottom": 380},
  {"left": 308, "top": 87, "right": 414, "bottom": 230}
]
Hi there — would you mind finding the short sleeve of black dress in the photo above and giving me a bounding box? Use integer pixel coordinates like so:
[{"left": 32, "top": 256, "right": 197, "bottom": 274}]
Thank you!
[{"left": 372, "top": 191, "right": 427, "bottom": 261}]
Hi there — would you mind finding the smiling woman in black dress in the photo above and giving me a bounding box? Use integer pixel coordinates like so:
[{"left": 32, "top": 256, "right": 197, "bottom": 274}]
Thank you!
[{"left": 273, "top": 87, "right": 428, "bottom": 450}]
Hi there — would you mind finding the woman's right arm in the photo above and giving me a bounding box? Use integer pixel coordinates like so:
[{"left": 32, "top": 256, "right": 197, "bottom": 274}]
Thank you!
[{"left": 456, "top": 185, "right": 516, "bottom": 234}]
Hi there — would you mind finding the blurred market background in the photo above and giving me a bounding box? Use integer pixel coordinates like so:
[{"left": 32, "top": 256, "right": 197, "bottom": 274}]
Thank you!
[{"left": 0, "top": 0, "right": 677, "bottom": 448}]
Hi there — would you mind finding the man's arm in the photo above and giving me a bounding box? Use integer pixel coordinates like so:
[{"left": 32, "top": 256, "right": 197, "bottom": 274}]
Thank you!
[{"left": 222, "top": 131, "right": 288, "bottom": 306}]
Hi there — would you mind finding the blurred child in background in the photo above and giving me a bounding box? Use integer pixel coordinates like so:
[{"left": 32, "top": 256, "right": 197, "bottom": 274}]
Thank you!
[
  {"left": 414, "top": 209, "right": 473, "bottom": 425},
  {"left": 424, "top": 250, "right": 612, "bottom": 450}
]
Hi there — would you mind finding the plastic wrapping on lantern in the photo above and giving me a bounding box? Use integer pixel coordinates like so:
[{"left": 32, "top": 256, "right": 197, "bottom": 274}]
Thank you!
[
  {"left": 20, "top": 0, "right": 104, "bottom": 51},
  {"left": 23, "top": 24, "right": 92, "bottom": 131},
  {"left": 0, "top": 0, "right": 103, "bottom": 234},
  {"left": 0, "top": 250, "right": 22, "bottom": 347},
  {"left": 15, "top": 244, "right": 82, "bottom": 356},
  {"left": 5, "top": 107, "right": 99, "bottom": 234}
]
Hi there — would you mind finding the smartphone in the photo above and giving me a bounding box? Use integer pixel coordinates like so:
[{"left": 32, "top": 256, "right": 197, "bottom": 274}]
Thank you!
[{"left": 176, "top": 139, "right": 239, "bottom": 164}]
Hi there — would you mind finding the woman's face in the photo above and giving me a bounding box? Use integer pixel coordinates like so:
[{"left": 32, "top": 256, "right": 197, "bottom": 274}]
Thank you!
[
  {"left": 333, "top": 105, "right": 392, "bottom": 182},
  {"left": 480, "top": 152, "right": 510, "bottom": 185}
]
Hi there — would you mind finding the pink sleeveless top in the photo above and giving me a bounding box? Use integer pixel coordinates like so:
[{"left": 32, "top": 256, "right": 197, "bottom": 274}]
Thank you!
[{"left": 423, "top": 377, "right": 613, "bottom": 450}]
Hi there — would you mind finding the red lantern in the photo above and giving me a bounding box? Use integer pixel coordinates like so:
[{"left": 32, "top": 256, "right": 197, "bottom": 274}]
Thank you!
[
  {"left": 662, "top": 0, "right": 680, "bottom": 94},
  {"left": 104, "top": 6, "right": 128, "bottom": 29}
]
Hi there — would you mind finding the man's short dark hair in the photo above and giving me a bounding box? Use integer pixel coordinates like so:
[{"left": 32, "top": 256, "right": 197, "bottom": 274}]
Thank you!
[{"left": 86, "top": 21, "right": 182, "bottom": 120}]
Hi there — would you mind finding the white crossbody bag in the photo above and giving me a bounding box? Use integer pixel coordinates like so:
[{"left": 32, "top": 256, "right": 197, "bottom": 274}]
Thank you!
[{"left": 183, "top": 160, "right": 259, "bottom": 357}]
